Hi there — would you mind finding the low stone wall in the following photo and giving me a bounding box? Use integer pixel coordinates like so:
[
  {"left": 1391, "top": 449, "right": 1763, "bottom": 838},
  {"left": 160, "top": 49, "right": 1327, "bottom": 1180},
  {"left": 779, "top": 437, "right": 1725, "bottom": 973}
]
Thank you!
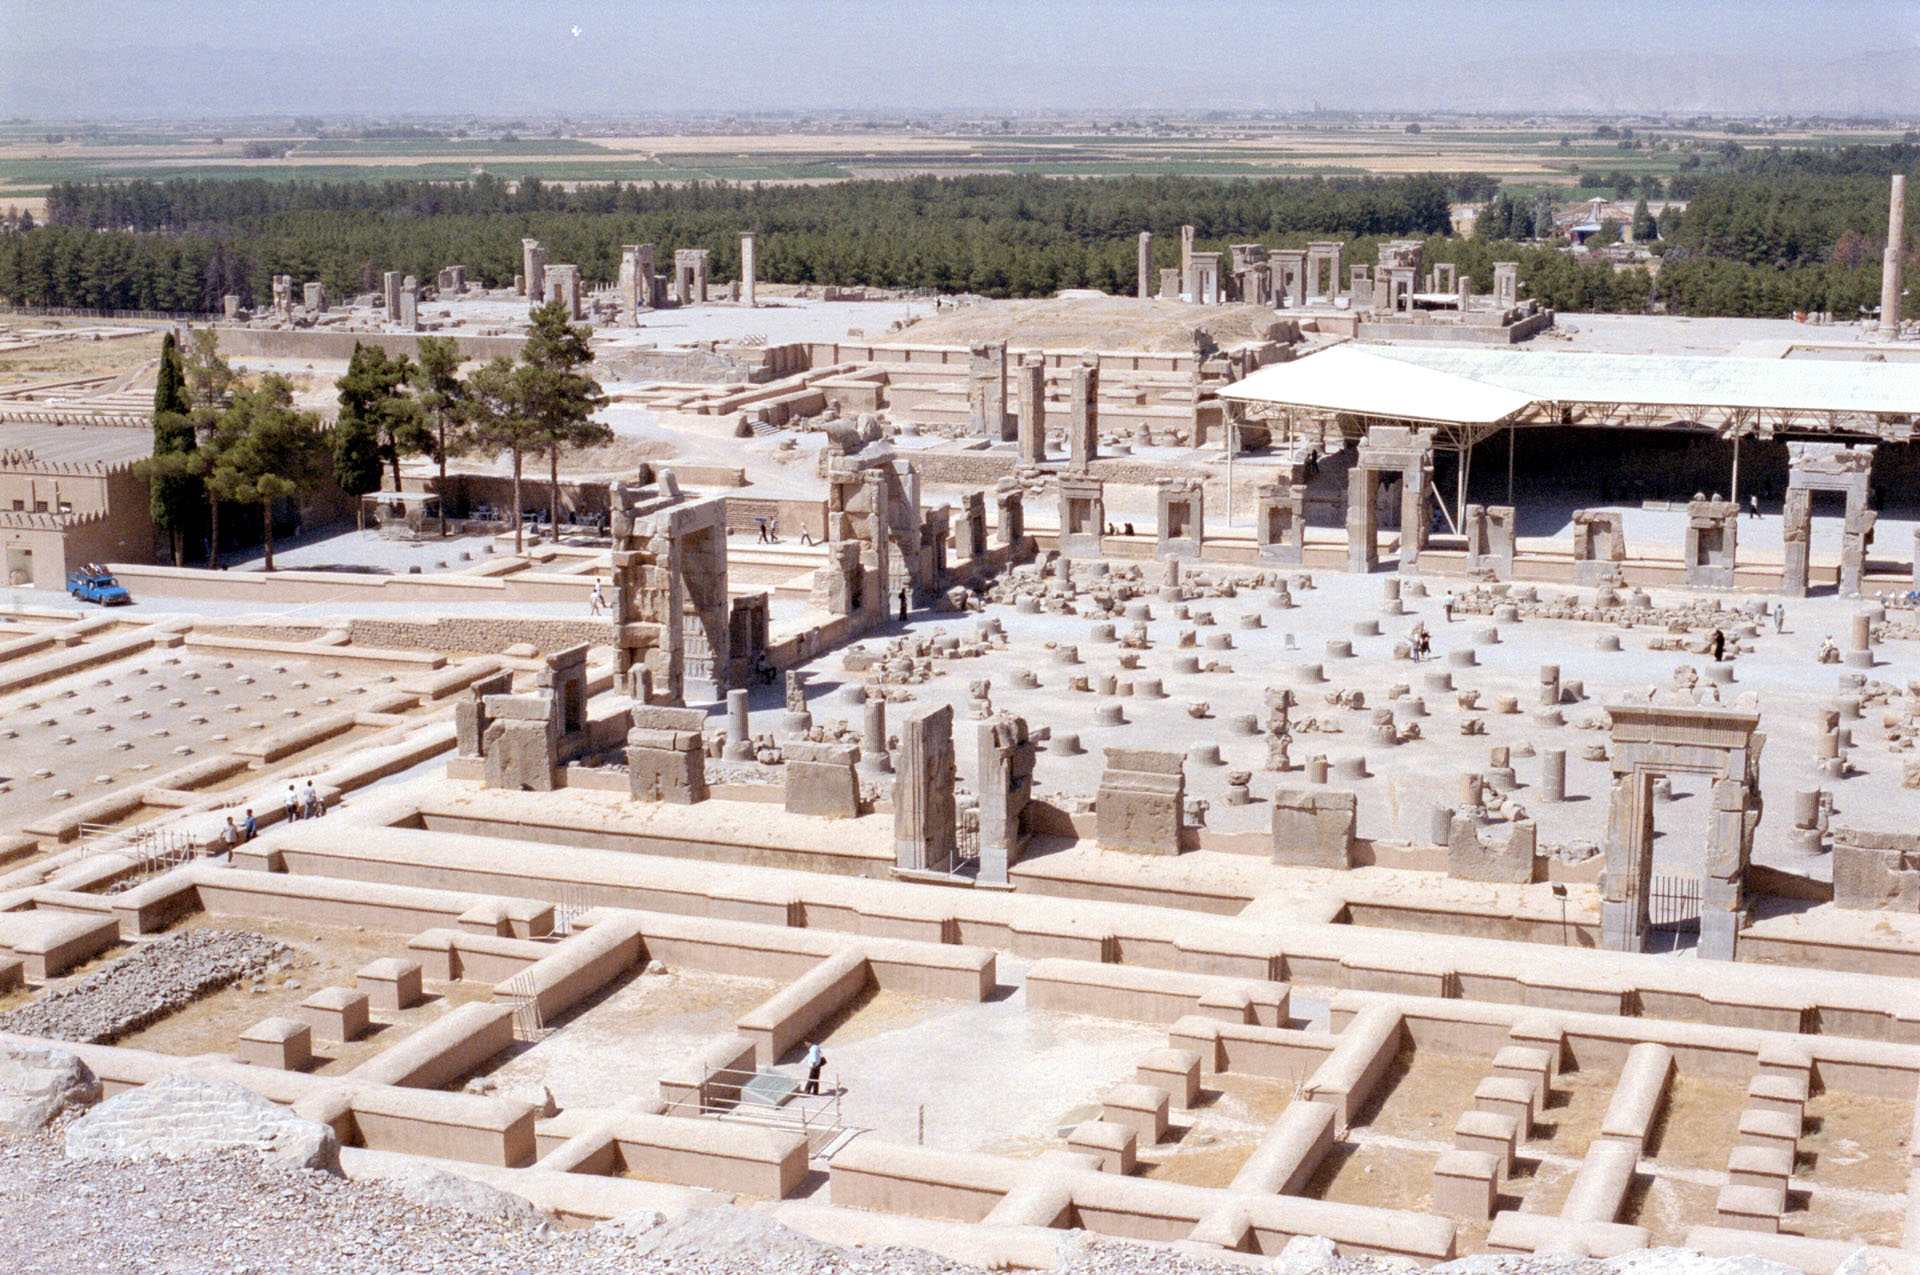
[
  {"left": 0, "top": 1031, "right": 539, "bottom": 1166},
  {"left": 212, "top": 326, "right": 528, "bottom": 363},
  {"left": 347, "top": 1001, "right": 516, "bottom": 1090}
]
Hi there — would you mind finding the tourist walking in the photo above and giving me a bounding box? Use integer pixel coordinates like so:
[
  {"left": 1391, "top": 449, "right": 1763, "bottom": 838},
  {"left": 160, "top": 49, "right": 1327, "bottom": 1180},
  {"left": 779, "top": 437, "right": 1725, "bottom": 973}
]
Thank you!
[
  {"left": 590, "top": 581, "right": 606, "bottom": 616},
  {"left": 1442, "top": 591, "right": 1455, "bottom": 624},
  {"left": 301, "top": 779, "right": 321, "bottom": 820},
  {"left": 242, "top": 808, "right": 257, "bottom": 841},
  {"left": 802, "top": 1040, "right": 826, "bottom": 1096},
  {"left": 284, "top": 784, "right": 300, "bottom": 823},
  {"left": 1773, "top": 604, "right": 1785, "bottom": 634},
  {"left": 1710, "top": 628, "right": 1726, "bottom": 662},
  {"left": 221, "top": 817, "right": 240, "bottom": 853}
]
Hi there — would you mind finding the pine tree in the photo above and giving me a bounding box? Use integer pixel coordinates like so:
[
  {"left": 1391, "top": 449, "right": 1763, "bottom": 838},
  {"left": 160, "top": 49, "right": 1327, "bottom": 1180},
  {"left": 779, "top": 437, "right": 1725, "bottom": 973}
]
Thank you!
[
  {"left": 411, "top": 336, "right": 470, "bottom": 538},
  {"left": 333, "top": 342, "right": 407, "bottom": 528},
  {"left": 205, "top": 376, "right": 326, "bottom": 572},
  {"left": 463, "top": 357, "right": 538, "bottom": 553},
  {"left": 517, "top": 299, "right": 609, "bottom": 540}
]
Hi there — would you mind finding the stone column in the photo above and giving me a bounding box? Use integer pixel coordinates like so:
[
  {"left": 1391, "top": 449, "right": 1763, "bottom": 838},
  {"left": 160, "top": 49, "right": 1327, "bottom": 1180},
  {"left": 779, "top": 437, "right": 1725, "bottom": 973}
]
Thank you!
[
  {"left": 1180, "top": 224, "right": 1196, "bottom": 298},
  {"left": 968, "top": 342, "right": 1009, "bottom": 439},
  {"left": 521, "top": 239, "right": 545, "bottom": 300},
  {"left": 1882, "top": 174, "right": 1906, "bottom": 339},
  {"left": 1138, "top": 231, "right": 1153, "bottom": 300},
  {"left": 1601, "top": 770, "right": 1655, "bottom": 953},
  {"left": 382, "top": 270, "right": 402, "bottom": 318},
  {"left": 1781, "top": 487, "right": 1812, "bottom": 597},
  {"left": 1398, "top": 465, "right": 1428, "bottom": 572},
  {"left": 1700, "top": 778, "right": 1751, "bottom": 961},
  {"left": 1015, "top": 358, "right": 1046, "bottom": 466},
  {"left": 893, "top": 703, "right": 956, "bottom": 874},
  {"left": 740, "top": 232, "right": 757, "bottom": 308},
  {"left": 1846, "top": 611, "right": 1874, "bottom": 668},
  {"left": 1068, "top": 361, "right": 1098, "bottom": 471},
  {"left": 724, "top": 688, "right": 754, "bottom": 761},
  {"left": 1346, "top": 466, "right": 1380, "bottom": 574},
  {"left": 977, "top": 715, "right": 1034, "bottom": 885},
  {"left": 861, "top": 697, "right": 891, "bottom": 774},
  {"left": 1541, "top": 749, "right": 1566, "bottom": 803}
]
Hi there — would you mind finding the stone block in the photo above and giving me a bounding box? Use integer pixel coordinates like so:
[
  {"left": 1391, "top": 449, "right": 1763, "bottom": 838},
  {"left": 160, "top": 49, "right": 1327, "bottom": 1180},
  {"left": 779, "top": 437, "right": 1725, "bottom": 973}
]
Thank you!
[
  {"left": 356, "top": 958, "right": 423, "bottom": 1013},
  {"left": 1491, "top": 1045, "right": 1553, "bottom": 1109},
  {"left": 1714, "top": 1183, "right": 1784, "bottom": 1233},
  {"left": 1096, "top": 747, "right": 1184, "bottom": 855},
  {"left": 1738, "top": 1108, "right": 1799, "bottom": 1158},
  {"left": 1433, "top": 1149, "right": 1499, "bottom": 1222},
  {"left": 1746, "top": 1073, "right": 1807, "bottom": 1122},
  {"left": 238, "top": 1016, "right": 312, "bottom": 1071},
  {"left": 1449, "top": 817, "right": 1539, "bottom": 884},
  {"left": 1067, "top": 1120, "right": 1137, "bottom": 1174},
  {"left": 1727, "top": 1143, "right": 1793, "bottom": 1192},
  {"left": 1453, "top": 1109, "right": 1519, "bottom": 1177},
  {"left": 1101, "top": 1083, "right": 1170, "bottom": 1145},
  {"left": 1136, "top": 1047, "right": 1202, "bottom": 1108},
  {"left": 298, "top": 986, "right": 370, "bottom": 1043},
  {"left": 1474, "top": 1075, "right": 1535, "bottom": 1133},
  {"left": 1271, "top": 788, "right": 1356, "bottom": 869},
  {"left": 785, "top": 743, "right": 862, "bottom": 819}
]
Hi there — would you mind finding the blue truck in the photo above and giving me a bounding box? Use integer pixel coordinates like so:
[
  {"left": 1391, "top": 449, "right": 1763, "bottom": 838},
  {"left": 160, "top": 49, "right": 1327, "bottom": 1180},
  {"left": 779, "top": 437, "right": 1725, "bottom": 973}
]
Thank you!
[{"left": 66, "top": 566, "right": 131, "bottom": 606}]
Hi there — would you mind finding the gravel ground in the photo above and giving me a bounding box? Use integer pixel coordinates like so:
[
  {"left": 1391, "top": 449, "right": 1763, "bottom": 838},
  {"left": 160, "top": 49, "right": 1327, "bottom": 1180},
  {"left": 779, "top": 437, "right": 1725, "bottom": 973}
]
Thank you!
[
  {"left": 0, "top": 930, "right": 287, "bottom": 1044},
  {"left": 0, "top": 1120, "right": 1280, "bottom": 1275},
  {"left": 0, "top": 1122, "right": 1811, "bottom": 1275}
]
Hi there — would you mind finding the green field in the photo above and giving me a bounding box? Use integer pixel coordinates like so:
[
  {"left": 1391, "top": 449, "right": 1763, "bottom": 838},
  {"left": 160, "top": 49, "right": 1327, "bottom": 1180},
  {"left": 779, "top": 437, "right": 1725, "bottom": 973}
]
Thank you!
[{"left": 0, "top": 118, "right": 1906, "bottom": 205}]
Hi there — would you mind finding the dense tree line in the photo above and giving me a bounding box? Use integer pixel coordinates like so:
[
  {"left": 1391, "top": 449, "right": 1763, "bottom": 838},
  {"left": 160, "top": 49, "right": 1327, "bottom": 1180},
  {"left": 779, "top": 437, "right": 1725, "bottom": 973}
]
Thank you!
[
  {"left": 1664, "top": 172, "right": 1914, "bottom": 269},
  {"left": 1, "top": 156, "right": 1910, "bottom": 320},
  {"left": 7, "top": 173, "right": 1453, "bottom": 310}
]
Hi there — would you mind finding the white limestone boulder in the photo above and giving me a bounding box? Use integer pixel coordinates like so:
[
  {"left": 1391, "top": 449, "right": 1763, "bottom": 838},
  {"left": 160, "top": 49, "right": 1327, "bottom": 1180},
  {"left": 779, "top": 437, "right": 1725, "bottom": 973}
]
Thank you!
[
  {"left": 0, "top": 1041, "right": 100, "bottom": 1134},
  {"left": 65, "top": 1072, "right": 339, "bottom": 1172}
]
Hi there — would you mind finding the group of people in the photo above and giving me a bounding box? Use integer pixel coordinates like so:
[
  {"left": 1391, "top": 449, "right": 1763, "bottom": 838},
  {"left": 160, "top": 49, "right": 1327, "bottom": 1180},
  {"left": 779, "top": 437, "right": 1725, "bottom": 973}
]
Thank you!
[
  {"left": 283, "top": 780, "right": 325, "bottom": 822},
  {"left": 219, "top": 808, "right": 258, "bottom": 852}
]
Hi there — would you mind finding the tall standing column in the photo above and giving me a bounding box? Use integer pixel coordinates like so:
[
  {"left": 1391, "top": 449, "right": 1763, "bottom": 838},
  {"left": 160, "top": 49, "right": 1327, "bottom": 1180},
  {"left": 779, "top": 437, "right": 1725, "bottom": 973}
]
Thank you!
[
  {"left": 1137, "top": 231, "right": 1153, "bottom": 300},
  {"left": 893, "top": 703, "right": 956, "bottom": 874},
  {"left": 1069, "top": 361, "right": 1098, "bottom": 471},
  {"left": 1601, "top": 770, "right": 1655, "bottom": 953},
  {"left": 740, "top": 232, "right": 757, "bottom": 308},
  {"left": 1882, "top": 175, "right": 1907, "bottom": 339},
  {"left": 1180, "top": 225, "right": 1196, "bottom": 299},
  {"left": 1015, "top": 357, "right": 1046, "bottom": 465}
]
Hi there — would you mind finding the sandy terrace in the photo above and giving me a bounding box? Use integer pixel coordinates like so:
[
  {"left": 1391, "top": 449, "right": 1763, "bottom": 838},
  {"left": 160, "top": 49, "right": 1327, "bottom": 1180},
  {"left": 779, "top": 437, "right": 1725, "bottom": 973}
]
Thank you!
[{"left": 69, "top": 914, "right": 493, "bottom": 1074}]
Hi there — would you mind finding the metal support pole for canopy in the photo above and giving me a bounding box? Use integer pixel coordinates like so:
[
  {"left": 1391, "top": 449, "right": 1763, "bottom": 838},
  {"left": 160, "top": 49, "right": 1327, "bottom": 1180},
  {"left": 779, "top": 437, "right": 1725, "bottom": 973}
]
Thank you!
[
  {"left": 1729, "top": 432, "right": 1740, "bottom": 505},
  {"left": 1226, "top": 418, "right": 1236, "bottom": 528}
]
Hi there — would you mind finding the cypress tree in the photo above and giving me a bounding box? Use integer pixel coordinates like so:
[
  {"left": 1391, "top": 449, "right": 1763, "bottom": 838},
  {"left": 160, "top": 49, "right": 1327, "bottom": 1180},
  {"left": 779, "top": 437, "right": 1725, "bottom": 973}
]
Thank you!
[{"left": 137, "top": 331, "right": 200, "bottom": 566}]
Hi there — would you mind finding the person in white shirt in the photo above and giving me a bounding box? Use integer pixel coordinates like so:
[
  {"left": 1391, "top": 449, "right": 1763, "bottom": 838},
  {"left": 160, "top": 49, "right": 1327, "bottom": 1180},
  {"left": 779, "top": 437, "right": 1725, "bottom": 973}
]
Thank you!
[{"left": 802, "top": 1040, "right": 825, "bottom": 1096}]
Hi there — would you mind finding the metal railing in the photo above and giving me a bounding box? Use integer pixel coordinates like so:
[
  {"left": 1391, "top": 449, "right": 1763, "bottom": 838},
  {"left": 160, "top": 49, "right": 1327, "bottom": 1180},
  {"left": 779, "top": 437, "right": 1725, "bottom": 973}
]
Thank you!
[
  {"left": 1649, "top": 873, "right": 1702, "bottom": 930},
  {"left": 669, "top": 1063, "right": 855, "bottom": 1158},
  {"left": 497, "top": 968, "right": 546, "bottom": 1041},
  {"left": 79, "top": 822, "right": 197, "bottom": 891}
]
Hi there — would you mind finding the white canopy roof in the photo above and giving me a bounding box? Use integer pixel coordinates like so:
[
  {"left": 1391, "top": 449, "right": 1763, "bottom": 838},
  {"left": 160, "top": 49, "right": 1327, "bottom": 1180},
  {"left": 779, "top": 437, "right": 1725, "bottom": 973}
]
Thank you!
[
  {"left": 1219, "top": 344, "right": 1535, "bottom": 426},
  {"left": 1221, "top": 342, "right": 1920, "bottom": 431},
  {"left": 1374, "top": 346, "right": 1920, "bottom": 417}
]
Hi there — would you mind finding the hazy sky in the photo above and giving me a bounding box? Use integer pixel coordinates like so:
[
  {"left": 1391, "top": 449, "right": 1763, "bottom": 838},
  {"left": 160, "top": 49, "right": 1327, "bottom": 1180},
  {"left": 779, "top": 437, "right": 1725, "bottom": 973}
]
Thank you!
[{"left": 5, "top": 0, "right": 1918, "bottom": 119}]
